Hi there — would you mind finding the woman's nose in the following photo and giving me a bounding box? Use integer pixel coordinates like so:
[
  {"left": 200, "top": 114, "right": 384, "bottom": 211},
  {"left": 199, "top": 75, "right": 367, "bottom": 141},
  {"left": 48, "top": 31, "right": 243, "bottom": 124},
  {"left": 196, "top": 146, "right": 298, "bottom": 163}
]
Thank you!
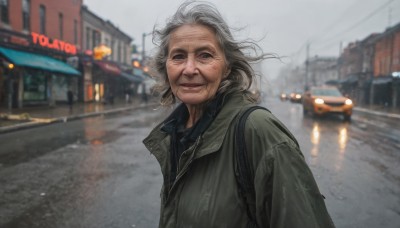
[{"left": 183, "top": 56, "right": 197, "bottom": 76}]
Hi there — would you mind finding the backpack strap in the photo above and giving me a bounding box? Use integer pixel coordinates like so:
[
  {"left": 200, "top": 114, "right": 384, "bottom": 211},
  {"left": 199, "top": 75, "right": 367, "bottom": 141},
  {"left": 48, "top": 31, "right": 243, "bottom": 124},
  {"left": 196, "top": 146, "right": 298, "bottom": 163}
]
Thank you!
[{"left": 234, "top": 105, "right": 270, "bottom": 228}]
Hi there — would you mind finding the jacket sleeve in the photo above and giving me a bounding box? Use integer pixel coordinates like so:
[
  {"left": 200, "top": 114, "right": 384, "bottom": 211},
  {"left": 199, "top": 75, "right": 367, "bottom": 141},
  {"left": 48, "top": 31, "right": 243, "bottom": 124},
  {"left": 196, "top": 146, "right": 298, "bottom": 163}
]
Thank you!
[{"left": 245, "top": 110, "right": 336, "bottom": 228}]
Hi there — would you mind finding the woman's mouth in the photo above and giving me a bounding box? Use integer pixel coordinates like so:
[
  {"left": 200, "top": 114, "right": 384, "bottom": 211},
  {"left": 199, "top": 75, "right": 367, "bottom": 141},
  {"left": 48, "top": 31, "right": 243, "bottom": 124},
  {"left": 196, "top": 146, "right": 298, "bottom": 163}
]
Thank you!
[{"left": 180, "top": 83, "right": 203, "bottom": 87}]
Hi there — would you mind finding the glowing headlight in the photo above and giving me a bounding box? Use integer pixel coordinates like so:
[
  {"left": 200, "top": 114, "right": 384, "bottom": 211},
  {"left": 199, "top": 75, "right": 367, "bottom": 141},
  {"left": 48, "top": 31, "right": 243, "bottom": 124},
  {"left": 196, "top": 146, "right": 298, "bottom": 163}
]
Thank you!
[
  {"left": 295, "top": 94, "right": 301, "bottom": 99},
  {"left": 345, "top": 99, "right": 353, "bottom": 105},
  {"left": 314, "top": 98, "right": 324, "bottom": 104}
]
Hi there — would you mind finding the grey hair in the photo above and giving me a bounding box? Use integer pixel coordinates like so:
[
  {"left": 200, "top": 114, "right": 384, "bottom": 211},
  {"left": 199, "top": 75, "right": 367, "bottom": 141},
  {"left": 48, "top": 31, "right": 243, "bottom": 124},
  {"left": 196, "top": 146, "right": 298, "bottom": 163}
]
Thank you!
[{"left": 150, "top": 0, "right": 276, "bottom": 106}]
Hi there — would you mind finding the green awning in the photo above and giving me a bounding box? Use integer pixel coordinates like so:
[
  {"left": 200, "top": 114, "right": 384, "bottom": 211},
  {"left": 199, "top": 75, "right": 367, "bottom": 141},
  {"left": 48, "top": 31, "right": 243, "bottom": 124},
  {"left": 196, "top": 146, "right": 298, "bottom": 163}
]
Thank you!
[{"left": 0, "top": 46, "right": 80, "bottom": 75}]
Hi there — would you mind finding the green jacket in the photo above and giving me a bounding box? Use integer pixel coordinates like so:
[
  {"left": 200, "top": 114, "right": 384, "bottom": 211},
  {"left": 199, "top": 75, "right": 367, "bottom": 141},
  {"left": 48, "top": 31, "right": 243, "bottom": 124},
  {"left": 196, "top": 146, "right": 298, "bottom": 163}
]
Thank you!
[{"left": 143, "top": 93, "right": 335, "bottom": 228}]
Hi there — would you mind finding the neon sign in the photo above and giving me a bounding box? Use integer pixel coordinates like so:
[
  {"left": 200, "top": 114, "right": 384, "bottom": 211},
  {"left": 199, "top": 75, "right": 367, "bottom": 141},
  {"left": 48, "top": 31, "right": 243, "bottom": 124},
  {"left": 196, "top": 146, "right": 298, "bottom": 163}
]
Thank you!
[{"left": 31, "top": 32, "right": 77, "bottom": 55}]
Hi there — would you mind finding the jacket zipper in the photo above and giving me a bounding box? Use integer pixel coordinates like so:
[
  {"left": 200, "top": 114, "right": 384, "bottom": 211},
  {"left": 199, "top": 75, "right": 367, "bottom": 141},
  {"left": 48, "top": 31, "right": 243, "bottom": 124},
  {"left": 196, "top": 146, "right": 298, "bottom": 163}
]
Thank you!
[{"left": 166, "top": 136, "right": 202, "bottom": 201}]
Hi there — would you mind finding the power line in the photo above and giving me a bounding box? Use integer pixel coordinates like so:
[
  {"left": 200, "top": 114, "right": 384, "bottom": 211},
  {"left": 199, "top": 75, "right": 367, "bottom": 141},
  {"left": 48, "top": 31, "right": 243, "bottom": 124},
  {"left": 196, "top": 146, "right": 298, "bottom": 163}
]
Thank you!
[
  {"left": 310, "top": 0, "right": 364, "bottom": 42},
  {"left": 318, "top": 0, "right": 394, "bottom": 45}
]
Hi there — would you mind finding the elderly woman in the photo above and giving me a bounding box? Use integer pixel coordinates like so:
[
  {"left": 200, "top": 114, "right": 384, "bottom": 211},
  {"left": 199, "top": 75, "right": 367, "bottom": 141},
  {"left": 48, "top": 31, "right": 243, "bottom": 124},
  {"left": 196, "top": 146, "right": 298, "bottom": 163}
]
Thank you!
[{"left": 143, "top": 1, "right": 335, "bottom": 228}]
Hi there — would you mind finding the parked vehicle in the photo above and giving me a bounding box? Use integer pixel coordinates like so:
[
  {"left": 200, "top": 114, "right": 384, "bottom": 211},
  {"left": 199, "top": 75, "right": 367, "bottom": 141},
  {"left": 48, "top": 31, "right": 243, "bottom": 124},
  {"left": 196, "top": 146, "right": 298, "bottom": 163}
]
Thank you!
[{"left": 302, "top": 86, "right": 353, "bottom": 121}]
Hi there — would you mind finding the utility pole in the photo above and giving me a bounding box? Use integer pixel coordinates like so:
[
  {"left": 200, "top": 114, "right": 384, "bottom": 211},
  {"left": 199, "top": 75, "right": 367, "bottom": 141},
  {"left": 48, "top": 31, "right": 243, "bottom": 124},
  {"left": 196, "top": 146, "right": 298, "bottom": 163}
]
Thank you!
[
  {"left": 338, "top": 41, "right": 343, "bottom": 80},
  {"left": 305, "top": 42, "right": 310, "bottom": 91},
  {"left": 141, "top": 32, "right": 152, "bottom": 65}
]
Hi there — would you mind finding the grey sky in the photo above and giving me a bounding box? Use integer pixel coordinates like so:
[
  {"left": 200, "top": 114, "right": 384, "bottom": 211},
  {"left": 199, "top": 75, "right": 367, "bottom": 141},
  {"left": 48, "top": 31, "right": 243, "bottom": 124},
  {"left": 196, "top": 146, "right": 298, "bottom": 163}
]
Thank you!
[{"left": 83, "top": 0, "right": 400, "bottom": 80}]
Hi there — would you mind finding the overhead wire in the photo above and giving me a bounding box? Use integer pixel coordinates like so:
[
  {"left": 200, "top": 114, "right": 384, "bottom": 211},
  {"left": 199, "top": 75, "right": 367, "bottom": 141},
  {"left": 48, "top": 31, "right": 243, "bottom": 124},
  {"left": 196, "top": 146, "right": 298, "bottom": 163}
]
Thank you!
[
  {"left": 314, "top": 0, "right": 395, "bottom": 53},
  {"left": 289, "top": 0, "right": 363, "bottom": 62}
]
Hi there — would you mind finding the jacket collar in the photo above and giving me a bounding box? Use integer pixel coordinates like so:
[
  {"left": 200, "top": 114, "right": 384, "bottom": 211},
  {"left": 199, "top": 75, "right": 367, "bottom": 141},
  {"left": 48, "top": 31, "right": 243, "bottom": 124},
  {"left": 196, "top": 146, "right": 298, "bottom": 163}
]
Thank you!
[
  {"left": 143, "top": 92, "right": 252, "bottom": 162},
  {"left": 194, "top": 92, "right": 251, "bottom": 158}
]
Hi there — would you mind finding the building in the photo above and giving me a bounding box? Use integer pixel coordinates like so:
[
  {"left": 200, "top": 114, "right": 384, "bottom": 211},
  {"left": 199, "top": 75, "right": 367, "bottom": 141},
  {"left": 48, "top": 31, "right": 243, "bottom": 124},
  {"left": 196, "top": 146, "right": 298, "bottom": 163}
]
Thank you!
[
  {"left": 81, "top": 5, "right": 140, "bottom": 103},
  {"left": 307, "top": 56, "right": 338, "bottom": 87},
  {"left": 338, "top": 34, "right": 380, "bottom": 105},
  {"left": 371, "top": 23, "right": 400, "bottom": 107},
  {"left": 0, "top": 0, "right": 82, "bottom": 109}
]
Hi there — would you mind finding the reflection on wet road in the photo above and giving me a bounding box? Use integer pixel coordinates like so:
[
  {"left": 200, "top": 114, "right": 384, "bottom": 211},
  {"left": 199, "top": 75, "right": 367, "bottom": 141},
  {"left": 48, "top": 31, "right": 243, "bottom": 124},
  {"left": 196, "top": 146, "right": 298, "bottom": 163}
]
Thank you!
[
  {"left": 0, "top": 100, "right": 399, "bottom": 228},
  {"left": 266, "top": 98, "right": 400, "bottom": 228},
  {"left": 0, "top": 107, "right": 165, "bottom": 228}
]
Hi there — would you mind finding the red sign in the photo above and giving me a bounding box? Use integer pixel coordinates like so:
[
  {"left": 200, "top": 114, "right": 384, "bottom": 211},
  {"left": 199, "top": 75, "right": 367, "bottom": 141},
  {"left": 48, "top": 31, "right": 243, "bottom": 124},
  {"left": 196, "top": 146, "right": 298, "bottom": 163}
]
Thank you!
[
  {"left": 10, "top": 35, "right": 29, "bottom": 46},
  {"left": 31, "top": 32, "right": 77, "bottom": 55},
  {"left": 95, "top": 61, "right": 121, "bottom": 75}
]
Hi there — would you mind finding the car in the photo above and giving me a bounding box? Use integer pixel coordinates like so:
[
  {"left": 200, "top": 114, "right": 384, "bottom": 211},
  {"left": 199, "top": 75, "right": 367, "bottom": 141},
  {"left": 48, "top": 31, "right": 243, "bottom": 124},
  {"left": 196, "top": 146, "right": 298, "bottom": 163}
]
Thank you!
[
  {"left": 302, "top": 86, "right": 353, "bottom": 121},
  {"left": 289, "top": 91, "right": 302, "bottom": 103},
  {"left": 280, "top": 92, "right": 288, "bottom": 101}
]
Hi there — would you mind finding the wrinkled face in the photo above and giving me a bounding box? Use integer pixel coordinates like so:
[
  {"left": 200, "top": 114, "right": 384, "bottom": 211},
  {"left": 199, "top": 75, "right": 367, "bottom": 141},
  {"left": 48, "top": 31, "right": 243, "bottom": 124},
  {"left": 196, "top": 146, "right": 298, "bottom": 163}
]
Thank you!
[{"left": 166, "top": 24, "right": 228, "bottom": 105}]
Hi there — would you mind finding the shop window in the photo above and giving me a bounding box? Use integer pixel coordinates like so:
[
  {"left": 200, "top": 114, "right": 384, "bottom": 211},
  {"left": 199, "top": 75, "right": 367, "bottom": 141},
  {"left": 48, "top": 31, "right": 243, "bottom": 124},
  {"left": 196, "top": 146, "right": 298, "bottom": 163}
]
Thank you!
[
  {"left": 1, "top": 0, "right": 9, "bottom": 24},
  {"left": 22, "top": 0, "right": 30, "bottom": 30},
  {"left": 39, "top": 5, "right": 46, "bottom": 34},
  {"left": 23, "top": 72, "right": 46, "bottom": 101}
]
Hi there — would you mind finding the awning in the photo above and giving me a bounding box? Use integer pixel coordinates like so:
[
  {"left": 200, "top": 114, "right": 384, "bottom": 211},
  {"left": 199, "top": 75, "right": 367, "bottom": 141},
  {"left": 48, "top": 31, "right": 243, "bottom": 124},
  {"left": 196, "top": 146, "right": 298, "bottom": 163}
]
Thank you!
[
  {"left": 121, "top": 72, "right": 144, "bottom": 83},
  {"left": 94, "top": 61, "right": 121, "bottom": 75},
  {"left": 0, "top": 46, "right": 80, "bottom": 75},
  {"left": 133, "top": 67, "right": 149, "bottom": 79},
  {"left": 339, "top": 75, "right": 358, "bottom": 84},
  {"left": 372, "top": 77, "right": 392, "bottom": 85}
]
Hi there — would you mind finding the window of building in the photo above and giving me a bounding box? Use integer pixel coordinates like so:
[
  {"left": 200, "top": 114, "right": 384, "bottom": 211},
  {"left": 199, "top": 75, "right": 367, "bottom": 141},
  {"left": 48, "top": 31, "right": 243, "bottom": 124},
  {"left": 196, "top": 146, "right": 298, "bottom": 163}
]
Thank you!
[
  {"left": 85, "top": 27, "right": 91, "bottom": 50},
  {"left": 39, "top": 5, "right": 46, "bottom": 34},
  {"left": 110, "top": 39, "right": 115, "bottom": 60},
  {"left": 59, "top": 13, "right": 63, "bottom": 39},
  {"left": 123, "top": 45, "right": 126, "bottom": 63},
  {"left": 0, "top": 0, "right": 9, "bottom": 24},
  {"left": 22, "top": 0, "right": 30, "bottom": 30},
  {"left": 73, "top": 19, "right": 78, "bottom": 44},
  {"left": 92, "top": 30, "right": 100, "bottom": 49},
  {"left": 117, "top": 41, "right": 121, "bottom": 62}
]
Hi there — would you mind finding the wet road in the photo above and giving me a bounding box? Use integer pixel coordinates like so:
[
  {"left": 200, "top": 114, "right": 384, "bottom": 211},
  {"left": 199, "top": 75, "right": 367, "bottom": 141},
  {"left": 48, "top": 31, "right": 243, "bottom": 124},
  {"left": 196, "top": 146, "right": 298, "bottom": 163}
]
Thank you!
[
  {"left": 266, "top": 98, "right": 400, "bottom": 228},
  {"left": 0, "top": 100, "right": 399, "bottom": 228},
  {"left": 0, "top": 107, "right": 164, "bottom": 228}
]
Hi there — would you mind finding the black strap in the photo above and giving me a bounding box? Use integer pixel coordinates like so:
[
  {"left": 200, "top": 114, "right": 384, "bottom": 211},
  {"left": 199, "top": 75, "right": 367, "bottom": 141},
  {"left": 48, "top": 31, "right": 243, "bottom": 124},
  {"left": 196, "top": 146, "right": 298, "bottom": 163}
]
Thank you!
[{"left": 234, "top": 105, "right": 270, "bottom": 228}]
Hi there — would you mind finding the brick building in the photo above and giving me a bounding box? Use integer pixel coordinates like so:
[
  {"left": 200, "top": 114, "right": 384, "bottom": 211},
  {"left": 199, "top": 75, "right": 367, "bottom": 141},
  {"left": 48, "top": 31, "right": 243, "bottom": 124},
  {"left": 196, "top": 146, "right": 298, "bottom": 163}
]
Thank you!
[
  {"left": 371, "top": 23, "right": 400, "bottom": 107},
  {"left": 0, "top": 0, "right": 82, "bottom": 109}
]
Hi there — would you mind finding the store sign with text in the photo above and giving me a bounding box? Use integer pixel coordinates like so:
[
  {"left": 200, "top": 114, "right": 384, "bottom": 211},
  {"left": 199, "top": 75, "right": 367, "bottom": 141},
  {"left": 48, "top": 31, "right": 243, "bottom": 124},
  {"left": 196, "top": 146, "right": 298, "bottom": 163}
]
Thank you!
[{"left": 31, "top": 32, "right": 77, "bottom": 55}]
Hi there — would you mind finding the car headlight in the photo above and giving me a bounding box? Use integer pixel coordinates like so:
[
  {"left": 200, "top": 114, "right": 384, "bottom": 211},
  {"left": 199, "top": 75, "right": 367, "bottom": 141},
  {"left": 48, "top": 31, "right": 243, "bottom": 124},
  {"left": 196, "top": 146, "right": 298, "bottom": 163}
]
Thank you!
[
  {"left": 295, "top": 94, "right": 301, "bottom": 99},
  {"left": 314, "top": 98, "right": 324, "bottom": 104},
  {"left": 345, "top": 99, "right": 353, "bottom": 105}
]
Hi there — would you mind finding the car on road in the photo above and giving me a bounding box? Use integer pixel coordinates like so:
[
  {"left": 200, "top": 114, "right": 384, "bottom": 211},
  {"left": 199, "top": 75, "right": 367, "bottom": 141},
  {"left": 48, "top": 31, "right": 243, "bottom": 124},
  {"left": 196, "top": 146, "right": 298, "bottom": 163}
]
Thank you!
[
  {"left": 289, "top": 91, "right": 302, "bottom": 103},
  {"left": 302, "top": 86, "right": 353, "bottom": 121},
  {"left": 280, "top": 92, "right": 288, "bottom": 101}
]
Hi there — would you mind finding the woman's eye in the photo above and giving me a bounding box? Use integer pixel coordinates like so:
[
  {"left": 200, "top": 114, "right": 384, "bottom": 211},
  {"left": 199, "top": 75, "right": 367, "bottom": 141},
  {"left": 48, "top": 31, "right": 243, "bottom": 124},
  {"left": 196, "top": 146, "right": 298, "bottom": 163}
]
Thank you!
[
  {"left": 199, "top": 53, "right": 212, "bottom": 59},
  {"left": 171, "top": 54, "right": 185, "bottom": 60}
]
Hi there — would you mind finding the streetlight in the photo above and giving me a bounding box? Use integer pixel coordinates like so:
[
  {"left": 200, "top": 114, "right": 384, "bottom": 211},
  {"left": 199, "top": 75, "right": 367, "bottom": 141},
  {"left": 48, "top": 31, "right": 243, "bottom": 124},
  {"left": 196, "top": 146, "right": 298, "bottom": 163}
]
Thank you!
[
  {"left": 2, "top": 60, "right": 14, "bottom": 113},
  {"left": 141, "top": 32, "right": 152, "bottom": 64}
]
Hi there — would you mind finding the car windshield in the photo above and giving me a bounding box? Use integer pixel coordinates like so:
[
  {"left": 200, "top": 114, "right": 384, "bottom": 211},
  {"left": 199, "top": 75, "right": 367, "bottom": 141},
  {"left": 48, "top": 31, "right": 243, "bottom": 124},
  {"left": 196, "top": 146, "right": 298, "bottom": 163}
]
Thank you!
[{"left": 311, "top": 88, "right": 342, "bottom": 97}]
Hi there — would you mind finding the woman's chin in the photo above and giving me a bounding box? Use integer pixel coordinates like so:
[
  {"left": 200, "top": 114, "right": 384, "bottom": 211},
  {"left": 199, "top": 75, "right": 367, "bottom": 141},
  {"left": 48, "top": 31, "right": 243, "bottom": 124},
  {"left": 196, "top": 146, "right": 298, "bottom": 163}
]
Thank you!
[{"left": 178, "top": 95, "right": 209, "bottom": 106}]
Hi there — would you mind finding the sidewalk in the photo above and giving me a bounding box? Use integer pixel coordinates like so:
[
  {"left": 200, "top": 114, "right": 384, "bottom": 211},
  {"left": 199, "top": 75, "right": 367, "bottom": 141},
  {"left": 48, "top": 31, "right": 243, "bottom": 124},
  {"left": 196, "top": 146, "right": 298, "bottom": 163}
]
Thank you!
[
  {"left": 0, "top": 97, "right": 156, "bottom": 134},
  {"left": 354, "top": 104, "right": 400, "bottom": 119}
]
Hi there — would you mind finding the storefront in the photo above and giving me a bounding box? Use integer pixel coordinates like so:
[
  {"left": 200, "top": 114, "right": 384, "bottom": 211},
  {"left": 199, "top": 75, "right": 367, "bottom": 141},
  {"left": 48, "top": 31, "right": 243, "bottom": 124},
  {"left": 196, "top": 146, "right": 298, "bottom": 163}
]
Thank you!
[
  {"left": 0, "top": 29, "right": 81, "bottom": 109},
  {"left": 0, "top": 46, "right": 80, "bottom": 108},
  {"left": 92, "top": 60, "right": 144, "bottom": 103}
]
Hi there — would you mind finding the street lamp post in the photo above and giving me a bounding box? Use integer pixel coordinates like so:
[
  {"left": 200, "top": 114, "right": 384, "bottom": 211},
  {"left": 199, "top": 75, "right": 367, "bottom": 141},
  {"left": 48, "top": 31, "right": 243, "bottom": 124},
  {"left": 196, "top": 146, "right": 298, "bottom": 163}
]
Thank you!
[{"left": 141, "top": 32, "right": 152, "bottom": 64}]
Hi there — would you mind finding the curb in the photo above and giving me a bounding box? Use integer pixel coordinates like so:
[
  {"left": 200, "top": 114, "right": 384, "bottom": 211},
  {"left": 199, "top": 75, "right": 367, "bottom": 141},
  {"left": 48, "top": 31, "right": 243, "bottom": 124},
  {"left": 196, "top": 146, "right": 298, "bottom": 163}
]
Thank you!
[{"left": 0, "top": 103, "right": 158, "bottom": 135}]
